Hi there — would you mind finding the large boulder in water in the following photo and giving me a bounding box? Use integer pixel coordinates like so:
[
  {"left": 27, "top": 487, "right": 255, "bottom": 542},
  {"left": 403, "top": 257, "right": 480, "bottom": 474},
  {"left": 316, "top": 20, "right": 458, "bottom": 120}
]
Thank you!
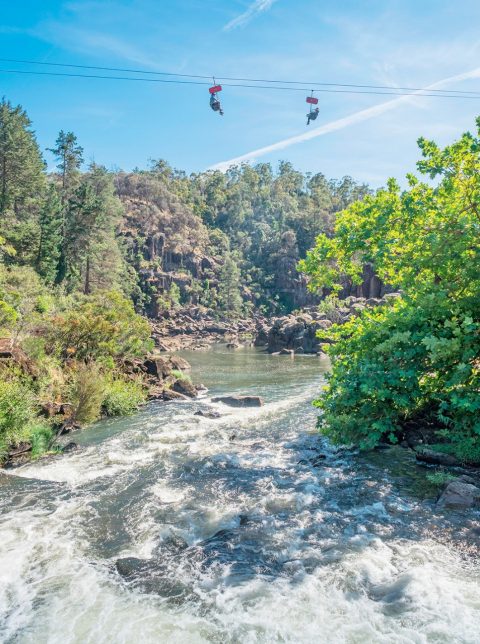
[
  {"left": 437, "top": 480, "right": 480, "bottom": 509},
  {"left": 172, "top": 378, "right": 197, "bottom": 398},
  {"left": 212, "top": 395, "right": 264, "bottom": 407},
  {"left": 143, "top": 354, "right": 192, "bottom": 381}
]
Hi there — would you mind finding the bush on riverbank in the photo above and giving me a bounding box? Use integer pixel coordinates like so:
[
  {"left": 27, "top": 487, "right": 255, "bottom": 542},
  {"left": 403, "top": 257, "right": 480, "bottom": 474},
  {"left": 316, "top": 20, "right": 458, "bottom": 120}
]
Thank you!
[
  {"left": 102, "top": 375, "right": 147, "bottom": 416},
  {"left": 303, "top": 119, "right": 480, "bottom": 462},
  {"left": 0, "top": 275, "right": 152, "bottom": 462}
]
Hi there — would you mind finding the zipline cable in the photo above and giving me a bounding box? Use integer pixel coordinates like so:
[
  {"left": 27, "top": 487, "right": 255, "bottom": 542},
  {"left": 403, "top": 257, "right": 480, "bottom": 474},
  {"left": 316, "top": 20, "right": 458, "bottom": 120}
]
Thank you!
[
  {"left": 1, "top": 67, "right": 480, "bottom": 100},
  {"left": 1, "top": 57, "right": 480, "bottom": 97}
]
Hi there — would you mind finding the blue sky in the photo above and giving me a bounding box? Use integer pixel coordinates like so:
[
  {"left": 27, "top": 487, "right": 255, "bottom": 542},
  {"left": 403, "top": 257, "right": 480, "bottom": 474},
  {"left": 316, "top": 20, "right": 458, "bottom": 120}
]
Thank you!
[{"left": 2, "top": 0, "right": 480, "bottom": 186}]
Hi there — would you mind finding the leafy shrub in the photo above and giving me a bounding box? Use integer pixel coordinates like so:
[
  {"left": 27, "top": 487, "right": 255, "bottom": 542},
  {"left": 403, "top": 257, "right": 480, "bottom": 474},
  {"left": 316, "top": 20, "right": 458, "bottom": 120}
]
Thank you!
[
  {"left": 102, "top": 376, "right": 146, "bottom": 416},
  {"left": 425, "top": 471, "right": 456, "bottom": 487},
  {"left": 0, "top": 375, "right": 37, "bottom": 448},
  {"left": 46, "top": 290, "right": 153, "bottom": 362},
  {"left": 30, "top": 423, "right": 54, "bottom": 458},
  {"left": 171, "top": 369, "right": 191, "bottom": 382},
  {"left": 316, "top": 292, "right": 480, "bottom": 451},
  {"left": 0, "top": 265, "right": 49, "bottom": 327},
  {"left": 67, "top": 362, "right": 106, "bottom": 424},
  {"left": 0, "top": 372, "right": 54, "bottom": 461}
]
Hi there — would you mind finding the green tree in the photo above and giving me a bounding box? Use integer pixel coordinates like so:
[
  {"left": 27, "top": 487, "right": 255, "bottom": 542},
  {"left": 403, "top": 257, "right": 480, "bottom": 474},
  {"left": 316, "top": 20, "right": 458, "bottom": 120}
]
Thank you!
[
  {"left": 48, "top": 131, "right": 84, "bottom": 283},
  {"left": 36, "top": 184, "right": 62, "bottom": 284},
  {"left": 64, "top": 165, "right": 124, "bottom": 294},
  {"left": 302, "top": 118, "right": 480, "bottom": 461},
  {"left": 0, "top": 99, "right": 45, "bottom": 217},
  {"left": 48, "top": 130, "right": 84, "bottom": 201},
  {"left": 218, "top": 255, "right": 243, "bottom": 315}
]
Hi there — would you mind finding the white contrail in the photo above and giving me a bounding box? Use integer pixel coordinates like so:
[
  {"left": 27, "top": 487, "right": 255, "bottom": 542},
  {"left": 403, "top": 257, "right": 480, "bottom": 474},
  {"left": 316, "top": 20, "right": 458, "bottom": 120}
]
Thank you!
[
  {"left": 210, "top": 66, "right": 480, "bottom": 171},
  {"left": 223, "top": 0, "right": 278, "bottom": 32}
]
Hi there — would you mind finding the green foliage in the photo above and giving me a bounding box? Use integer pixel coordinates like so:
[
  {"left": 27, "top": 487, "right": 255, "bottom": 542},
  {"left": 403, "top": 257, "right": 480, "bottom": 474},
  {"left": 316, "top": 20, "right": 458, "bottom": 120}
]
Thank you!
[
  {"left": 30, "top": 424, "right": 54, "bottom": 458},
  {"left": 47, "top": 290, "right": 153, "bottom": 362},
  {"left": 0, "top": 375, "right": 36, "bottom": 448},
  {"left": 67, "top": 361, "right": 106, "bottom": 425},
  {"left": 48, "top": 130, "right": 84, "bottom": 200},
  {"left": 317, "top": 295, "right": 343, "bottom": 323},
  {"left": 0, "top": 299, "right": 18, "bottom": 332},
  {"left": 305, "top": 119, "right": 480, "bottom": 458},
  {"left": 300, "top": 122, "right": 480, "bottom": 300},
  {"left": 217, "top": 255, "right": 243, "bottom": 316},
  {"left": 0, "top": 372, "right": 52, "bottom": 461},
  {"left": 0, "top": 98, "right": 45, "bottom": 217},
  {"left": 169, "top": 282, "right": 181, "bottom": 306},
  {"left": 315, "top": 293, "right": 480, "bottom": 450},
  {"left": 0, "top": 265, "right": 55, "bottom": 344},
  {"left": 102, "top": 376, "right": 146, "bottom": 416},
  {"left": 171, "top": 369, "right": 191, "bottom": 382},
  {"left": 36, "top": 184, "right": 63, "bottom": 285},
  {"left": 425, "top": 471, "right": 456, "bottom": 488}
]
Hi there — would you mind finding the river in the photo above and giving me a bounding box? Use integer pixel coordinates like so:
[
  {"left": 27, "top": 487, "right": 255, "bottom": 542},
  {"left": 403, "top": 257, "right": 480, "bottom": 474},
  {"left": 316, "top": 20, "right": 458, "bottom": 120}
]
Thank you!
[{"left": 1, "top": 347, "right": 479, "bottom": 643}]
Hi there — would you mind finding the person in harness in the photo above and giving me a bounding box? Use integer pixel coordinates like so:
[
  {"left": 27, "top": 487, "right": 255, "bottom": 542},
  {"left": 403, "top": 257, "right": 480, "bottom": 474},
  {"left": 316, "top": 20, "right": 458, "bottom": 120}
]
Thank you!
[
  {"left": 307, "top": 107, "right": 319, "bottom": 125},
  {"left": 210, "top": 92, "right": 224, "bottom": 116}
]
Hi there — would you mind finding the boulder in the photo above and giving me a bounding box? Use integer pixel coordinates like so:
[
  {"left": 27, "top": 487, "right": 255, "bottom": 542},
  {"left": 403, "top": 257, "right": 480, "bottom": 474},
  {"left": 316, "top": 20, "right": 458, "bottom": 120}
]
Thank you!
[
  {"left": 63, "top": 442, "right": 78, "bottom": 453},
  {"left": 211, "top": 395, "right": 264, "bottom": 407},
  {"left": 172, "top": 379, "right": 197, "bottom": 398},
  {"left": 168, "top": 355, "right": 192, "bottom": 372},
  {"left": 315, "top": 319, "right": 333, "bottom": 330},
  {"left": 162, "top": 389, "right": 189, "bottom": 401},
  {"left": 350, "top": 302, "right": 366, "bottom": 314},
  {"left": 204, "top": 324, "right": 228, "bottom": 334},
  {"left": 437, "top": 481, "right": 480, "bottom": 509},
  {"left": 143, "top": 355, "right": 173, "bottom": 380},
  {"left": 415, "top": 449, "right": 460, "bottom": 467}
]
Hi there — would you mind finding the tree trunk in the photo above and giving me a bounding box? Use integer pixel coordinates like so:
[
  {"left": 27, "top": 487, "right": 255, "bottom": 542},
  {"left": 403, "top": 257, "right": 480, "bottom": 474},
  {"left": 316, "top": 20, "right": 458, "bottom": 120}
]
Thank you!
[{"left": 84, "top": 255, "right": 91, "bottom": 295}]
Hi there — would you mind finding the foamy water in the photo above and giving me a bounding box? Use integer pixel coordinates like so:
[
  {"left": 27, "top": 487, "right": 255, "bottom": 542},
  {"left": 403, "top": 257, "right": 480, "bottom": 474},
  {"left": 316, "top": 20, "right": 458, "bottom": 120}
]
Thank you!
[{"left": 1, "top": 347, "right": 479, "bottom": 643}]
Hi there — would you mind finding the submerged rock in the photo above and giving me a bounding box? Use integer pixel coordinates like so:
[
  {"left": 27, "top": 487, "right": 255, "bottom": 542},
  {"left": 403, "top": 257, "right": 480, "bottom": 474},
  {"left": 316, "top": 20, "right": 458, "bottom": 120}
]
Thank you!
[
  {"left": 415, "top": 449, "right": 460, "bottom": 467},
  {"left": 115, "top": 557, "right": 190, "bottom": 601},
  {"left": 212, "top": 395, "right": 264, "bottom": 407},
  {"left": 116, "top": 557, "right": 145, "bottom": 578},
  {"left": 62, "top": 442, "right": 78, "bottom": 453},
  {"left": 194, "top": 409, "right": 221, "bottom": 419}
]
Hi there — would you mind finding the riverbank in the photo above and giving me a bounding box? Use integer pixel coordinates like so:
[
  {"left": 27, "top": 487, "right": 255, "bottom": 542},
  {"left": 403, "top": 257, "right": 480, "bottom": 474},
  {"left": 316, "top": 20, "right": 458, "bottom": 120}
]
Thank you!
[{"left": 149, "top": 295, "right": 398, "bottom": 355}]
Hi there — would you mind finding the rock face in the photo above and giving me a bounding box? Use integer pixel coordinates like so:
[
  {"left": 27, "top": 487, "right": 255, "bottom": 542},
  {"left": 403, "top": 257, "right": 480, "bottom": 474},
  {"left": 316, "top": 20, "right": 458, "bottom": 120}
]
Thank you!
[
  {"left": 437, "top": 480, "right": 480, "bottom": 509},
  {"left": 211, "top": 395, "right": 264, "bottom": 408},
  {"left": 255, "top": 294, "right": 399, "bottom": 354}
]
